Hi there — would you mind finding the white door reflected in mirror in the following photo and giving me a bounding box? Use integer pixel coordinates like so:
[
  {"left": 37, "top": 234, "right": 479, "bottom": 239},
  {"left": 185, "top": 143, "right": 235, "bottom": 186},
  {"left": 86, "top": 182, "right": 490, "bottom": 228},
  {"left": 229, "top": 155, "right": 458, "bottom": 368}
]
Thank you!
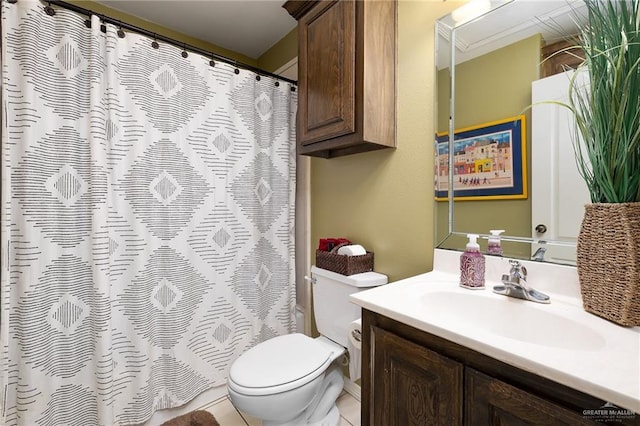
[{"left": 531, "top": 70, "right": 590, "bottom": 265}]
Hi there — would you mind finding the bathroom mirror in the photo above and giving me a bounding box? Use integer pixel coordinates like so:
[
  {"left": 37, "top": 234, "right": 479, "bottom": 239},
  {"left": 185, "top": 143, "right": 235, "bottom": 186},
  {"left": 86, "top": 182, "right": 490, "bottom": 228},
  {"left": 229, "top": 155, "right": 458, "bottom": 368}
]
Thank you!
[{"left": 435, "top": 0, "right": 590, "bottom": 265}]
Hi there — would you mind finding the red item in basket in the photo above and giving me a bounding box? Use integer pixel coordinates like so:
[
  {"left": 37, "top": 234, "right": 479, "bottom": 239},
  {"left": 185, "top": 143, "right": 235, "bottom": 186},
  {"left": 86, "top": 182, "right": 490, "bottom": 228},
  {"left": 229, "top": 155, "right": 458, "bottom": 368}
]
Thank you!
[{"left": 318, "top": 238, "right": 351, "bottom": 251}]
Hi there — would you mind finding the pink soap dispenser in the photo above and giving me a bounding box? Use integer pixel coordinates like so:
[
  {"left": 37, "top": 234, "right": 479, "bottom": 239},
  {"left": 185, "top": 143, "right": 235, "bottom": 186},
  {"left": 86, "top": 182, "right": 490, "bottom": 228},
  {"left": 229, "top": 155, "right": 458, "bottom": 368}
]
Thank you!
[
  {"left": 487, "top": 229, "right": 505, "bottom": 256},
  {"left": 460, "top": 234, "right": 485, "bottom": 289}
]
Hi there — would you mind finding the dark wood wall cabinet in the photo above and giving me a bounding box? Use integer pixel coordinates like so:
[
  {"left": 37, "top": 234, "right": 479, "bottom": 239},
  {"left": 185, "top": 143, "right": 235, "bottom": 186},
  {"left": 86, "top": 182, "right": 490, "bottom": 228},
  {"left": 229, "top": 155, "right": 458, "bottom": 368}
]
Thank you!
[
  {"left": 283, "top": 0, "right": 397, "bottom": 158},
  {"left": 541, "top": 40, "right": 585, "bottom": 78},
  {"left": 362, "top": 309, "right": 639, "bottom": 426}
]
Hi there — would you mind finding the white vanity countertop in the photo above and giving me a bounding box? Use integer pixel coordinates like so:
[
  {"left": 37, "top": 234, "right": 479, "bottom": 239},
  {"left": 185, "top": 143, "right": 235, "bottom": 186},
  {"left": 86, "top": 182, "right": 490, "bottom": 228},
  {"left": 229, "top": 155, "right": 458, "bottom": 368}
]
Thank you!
[{"left": 350, "top": 249, "right": 640, "bottom": 413}]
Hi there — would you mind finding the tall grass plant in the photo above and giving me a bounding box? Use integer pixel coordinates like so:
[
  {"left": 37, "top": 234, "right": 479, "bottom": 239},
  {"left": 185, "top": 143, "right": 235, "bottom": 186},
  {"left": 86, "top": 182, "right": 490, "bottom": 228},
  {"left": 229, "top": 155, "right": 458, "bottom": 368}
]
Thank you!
[{"left": 568, "top": 0, "right": 640, "bottom": 203}]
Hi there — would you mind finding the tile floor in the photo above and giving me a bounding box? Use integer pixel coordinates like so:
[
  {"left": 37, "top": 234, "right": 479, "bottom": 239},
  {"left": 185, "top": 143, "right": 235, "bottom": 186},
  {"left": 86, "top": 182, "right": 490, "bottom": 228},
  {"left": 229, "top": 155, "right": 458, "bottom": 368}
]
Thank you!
[{"left": 204, "top": 390, "right": 361, "bottom": 425}]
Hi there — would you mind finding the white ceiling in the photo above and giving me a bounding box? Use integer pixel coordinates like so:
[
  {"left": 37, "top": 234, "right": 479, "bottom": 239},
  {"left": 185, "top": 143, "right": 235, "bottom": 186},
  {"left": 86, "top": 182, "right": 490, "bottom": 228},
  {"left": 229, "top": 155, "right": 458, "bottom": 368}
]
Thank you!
[
  {"left": 437, "top": 0, "right": 587, "bottom": 68},
  {"left": 95, "top": 0, "right": 297, "bottom": 59}
]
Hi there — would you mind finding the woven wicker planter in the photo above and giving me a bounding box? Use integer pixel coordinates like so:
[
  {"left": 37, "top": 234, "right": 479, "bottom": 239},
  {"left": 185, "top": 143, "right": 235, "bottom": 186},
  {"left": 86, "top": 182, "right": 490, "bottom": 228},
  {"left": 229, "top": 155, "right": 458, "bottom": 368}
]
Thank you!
[{"left": 577, "top": 202, "right": 640, "bottom": 327}]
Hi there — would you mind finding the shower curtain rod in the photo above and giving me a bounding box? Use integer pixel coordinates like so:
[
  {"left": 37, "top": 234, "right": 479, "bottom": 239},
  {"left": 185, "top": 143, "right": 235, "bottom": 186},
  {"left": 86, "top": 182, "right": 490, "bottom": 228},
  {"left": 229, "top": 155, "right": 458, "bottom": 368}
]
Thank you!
[{"left": 43, "top": 0, "right": 298, "bottom": 86}]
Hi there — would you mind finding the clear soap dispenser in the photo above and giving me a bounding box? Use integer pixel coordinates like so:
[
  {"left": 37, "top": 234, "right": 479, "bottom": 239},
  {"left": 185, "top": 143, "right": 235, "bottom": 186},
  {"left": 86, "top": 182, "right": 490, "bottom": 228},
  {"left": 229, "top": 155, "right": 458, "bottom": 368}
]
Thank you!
[
  {"left": 487, "top": 229, "right": 505, "bottom": 256},
  {"left": 460, "top": 234, "right": 485, "bottom": 289}
]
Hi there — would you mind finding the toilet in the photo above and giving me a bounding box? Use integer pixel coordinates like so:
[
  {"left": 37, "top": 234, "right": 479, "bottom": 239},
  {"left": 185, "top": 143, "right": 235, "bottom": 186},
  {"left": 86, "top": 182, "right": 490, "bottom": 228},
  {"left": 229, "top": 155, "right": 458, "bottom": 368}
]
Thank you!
[{"left": 227, "top": 265, "right": 387, "bottom": 425}]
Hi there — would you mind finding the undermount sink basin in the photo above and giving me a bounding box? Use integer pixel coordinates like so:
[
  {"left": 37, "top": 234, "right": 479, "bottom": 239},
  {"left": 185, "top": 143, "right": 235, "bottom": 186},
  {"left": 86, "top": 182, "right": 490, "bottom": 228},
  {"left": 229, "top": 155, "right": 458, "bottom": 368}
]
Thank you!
[{"left": 421, "top": 290, "right": 606, "bottom": 351}]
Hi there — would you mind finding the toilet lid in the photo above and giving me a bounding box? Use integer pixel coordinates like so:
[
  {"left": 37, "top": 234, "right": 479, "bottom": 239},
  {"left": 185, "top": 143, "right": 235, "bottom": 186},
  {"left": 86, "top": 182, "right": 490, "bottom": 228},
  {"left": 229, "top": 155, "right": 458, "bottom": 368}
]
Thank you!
[{"left": 229, "top": 333, "right": 333, "bottom": 391}]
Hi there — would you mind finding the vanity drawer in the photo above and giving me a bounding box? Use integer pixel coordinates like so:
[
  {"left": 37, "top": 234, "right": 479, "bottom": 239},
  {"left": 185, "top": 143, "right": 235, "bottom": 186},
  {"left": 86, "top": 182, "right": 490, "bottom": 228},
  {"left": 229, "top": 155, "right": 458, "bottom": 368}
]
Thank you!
[{"left": 465, "top": 368, "right": 595, "bottom": 425}]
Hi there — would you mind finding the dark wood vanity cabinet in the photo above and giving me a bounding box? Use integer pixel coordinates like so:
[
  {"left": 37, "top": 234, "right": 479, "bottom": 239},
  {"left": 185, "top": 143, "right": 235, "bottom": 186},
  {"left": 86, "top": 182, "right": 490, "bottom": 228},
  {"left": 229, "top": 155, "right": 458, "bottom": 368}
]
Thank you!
[
  {"left": 283, "top": 0, "right": 396, "bottom": 158},
  {"left": 363, "top": 310, "right": 638, "bottom": 426},
  {"left": 371, "top": 326, "right": 463, "bottom": 425}
]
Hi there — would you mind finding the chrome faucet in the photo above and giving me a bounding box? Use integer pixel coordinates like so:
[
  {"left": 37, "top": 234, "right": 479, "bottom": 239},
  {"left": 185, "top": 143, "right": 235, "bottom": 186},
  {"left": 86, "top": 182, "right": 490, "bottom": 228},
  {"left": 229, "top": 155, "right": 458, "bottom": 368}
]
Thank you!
[
  {"left": 532, "top": 247, "right": 547, "bottom": 262},
  {"left": 493, "top": 260, "right": 550, "bottom": 304}
]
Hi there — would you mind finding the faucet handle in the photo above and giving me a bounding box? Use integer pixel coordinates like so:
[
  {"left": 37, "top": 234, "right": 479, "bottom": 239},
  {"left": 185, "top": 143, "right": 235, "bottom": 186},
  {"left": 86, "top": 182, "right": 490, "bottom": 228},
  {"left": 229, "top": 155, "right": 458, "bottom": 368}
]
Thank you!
[{"left": 508, "top": 260, "right": 527, "bottom": 278}]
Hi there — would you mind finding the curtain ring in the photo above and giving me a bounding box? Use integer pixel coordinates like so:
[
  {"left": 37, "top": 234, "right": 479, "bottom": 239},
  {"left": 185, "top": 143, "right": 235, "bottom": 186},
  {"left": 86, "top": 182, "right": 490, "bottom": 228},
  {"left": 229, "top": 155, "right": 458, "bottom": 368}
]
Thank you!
[
  {"left": 181, "top": 44, "right": 188, "bottom": 58},
  {"left": 84, "top": 17, "right": 92, "bottom": 28},
  {"left": 44, "top": 2, "right": 56, "bottom": 16},
  {"left": 117, "top": 21, "right": 125, "bottom": 38},
  {"left": 234, "top": 68, "right": 240, "bottom": 75},
  {"left": 100, "top": 15, "right": 107, "bottom": 33},
  {"left": 275, "top": 81, "right": 280, "bottom": 87},
  {"left": 255, "top": 74, "right": 261, "bottom": 81},
  {"left": 209, "top": 54, "right": 215, "bottom": 67},
  {"left": 151, "top": 34, "right": 159, "bottom": 49}
]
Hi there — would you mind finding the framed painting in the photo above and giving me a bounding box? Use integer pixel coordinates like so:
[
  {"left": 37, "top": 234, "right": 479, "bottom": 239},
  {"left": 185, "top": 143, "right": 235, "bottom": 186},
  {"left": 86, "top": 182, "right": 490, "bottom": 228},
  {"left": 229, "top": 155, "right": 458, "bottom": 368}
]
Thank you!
[{"left": 435, "top": 115, "right": 527, "bottom": 201}]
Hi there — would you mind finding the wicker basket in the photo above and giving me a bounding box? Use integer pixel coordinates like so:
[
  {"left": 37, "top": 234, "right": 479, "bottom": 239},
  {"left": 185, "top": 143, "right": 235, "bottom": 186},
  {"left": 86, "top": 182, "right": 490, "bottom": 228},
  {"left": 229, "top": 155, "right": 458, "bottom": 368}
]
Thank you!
[
  {"left": 577, "top": 202, "right": 640, "bottom": 327},
  {"left": 315, "top": 249, "right": 374, "bottom": 276}
]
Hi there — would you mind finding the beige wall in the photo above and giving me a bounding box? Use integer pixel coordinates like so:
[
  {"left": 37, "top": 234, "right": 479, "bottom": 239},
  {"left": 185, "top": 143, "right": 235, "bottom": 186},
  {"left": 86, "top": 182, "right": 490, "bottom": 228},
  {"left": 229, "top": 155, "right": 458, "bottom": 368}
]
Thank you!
[
  {"left": 258, "top": 28, "right": 297, "bottom": 73},
  {"left": 311, "top": 1, "right": 460, "bottom": 282}
]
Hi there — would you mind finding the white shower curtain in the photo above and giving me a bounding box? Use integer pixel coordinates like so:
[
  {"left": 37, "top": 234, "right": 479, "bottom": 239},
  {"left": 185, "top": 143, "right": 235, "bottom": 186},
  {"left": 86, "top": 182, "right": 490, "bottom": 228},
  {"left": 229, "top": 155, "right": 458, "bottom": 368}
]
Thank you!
[{"left": 1, "top": 1, "right": 296, "bottom": 425}]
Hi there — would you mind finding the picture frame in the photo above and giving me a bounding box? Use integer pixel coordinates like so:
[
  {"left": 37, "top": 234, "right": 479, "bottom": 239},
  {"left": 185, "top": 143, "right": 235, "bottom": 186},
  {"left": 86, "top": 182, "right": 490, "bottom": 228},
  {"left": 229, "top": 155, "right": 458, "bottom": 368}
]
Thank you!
[{"left": 435, "top": 115, "right": 527, "bottom": 201}]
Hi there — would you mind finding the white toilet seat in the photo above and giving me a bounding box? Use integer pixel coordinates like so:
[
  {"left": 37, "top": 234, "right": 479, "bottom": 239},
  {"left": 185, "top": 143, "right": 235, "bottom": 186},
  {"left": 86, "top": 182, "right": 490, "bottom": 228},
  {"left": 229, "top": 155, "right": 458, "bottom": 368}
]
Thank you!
[{"left": 228, "top": 333, "right": 337, "bottom": 396}]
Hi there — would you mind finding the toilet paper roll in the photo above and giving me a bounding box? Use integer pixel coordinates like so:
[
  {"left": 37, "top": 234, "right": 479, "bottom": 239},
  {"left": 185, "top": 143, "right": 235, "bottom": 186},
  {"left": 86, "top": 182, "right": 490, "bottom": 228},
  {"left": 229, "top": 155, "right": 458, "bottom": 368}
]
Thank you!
[
  {"left": 337, "top": 244, "right": 367, "bottom": 256},
  {"left": 348, "top": 318, "right": 362, "bottom": 349},
  {"left": 347, "top": 318, "right": 362, "bottom": 381}
]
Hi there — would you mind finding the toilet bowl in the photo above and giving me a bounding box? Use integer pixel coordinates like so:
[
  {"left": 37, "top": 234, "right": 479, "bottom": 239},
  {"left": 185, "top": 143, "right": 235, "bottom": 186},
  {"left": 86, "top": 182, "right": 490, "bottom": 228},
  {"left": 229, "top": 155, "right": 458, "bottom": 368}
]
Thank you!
[
  {"left": 227, "top": 266, "right": 387, "bottom": 426},
  {"left": 228, "top": 333, "right": 344, "bottom": 425}
]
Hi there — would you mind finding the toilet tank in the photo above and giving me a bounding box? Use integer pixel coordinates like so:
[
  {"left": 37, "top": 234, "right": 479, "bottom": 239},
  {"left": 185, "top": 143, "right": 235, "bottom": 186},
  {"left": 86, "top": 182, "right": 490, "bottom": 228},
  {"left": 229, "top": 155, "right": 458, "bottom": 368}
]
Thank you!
[{"left": 311, "top": 266, "right": 387, "bottom": 348}]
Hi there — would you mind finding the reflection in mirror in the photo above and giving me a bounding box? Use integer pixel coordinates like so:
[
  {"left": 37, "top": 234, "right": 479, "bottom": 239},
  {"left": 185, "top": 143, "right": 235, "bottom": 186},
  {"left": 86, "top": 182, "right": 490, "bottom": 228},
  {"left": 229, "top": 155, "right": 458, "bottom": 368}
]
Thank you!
[{"left": 435, "top": 0, "right": 589, "bottom": 265}]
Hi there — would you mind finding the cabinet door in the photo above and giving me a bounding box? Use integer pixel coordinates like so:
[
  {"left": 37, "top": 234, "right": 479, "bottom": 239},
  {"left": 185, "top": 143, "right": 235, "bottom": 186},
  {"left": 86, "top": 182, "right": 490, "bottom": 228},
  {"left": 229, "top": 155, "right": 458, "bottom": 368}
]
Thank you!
[
  {"left": 371, "top": 326, "right": 463, "bottom": 425},
  {"left": 465, "top": 368, "right": 596, "bottom": 426},
  {"left": 298, "top": 0, "right": 356, "bottom": 146}
]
